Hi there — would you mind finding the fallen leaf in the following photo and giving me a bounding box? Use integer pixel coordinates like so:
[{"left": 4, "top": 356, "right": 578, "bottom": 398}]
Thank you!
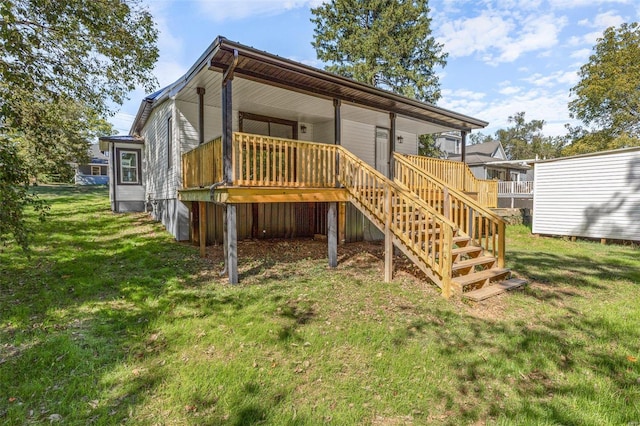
[
  {"left": 9, "top": 397, "right": 16, "bottom": 403},
  {"left": 627, "top": 355, "right": 637, "bottom": 363},
  {"left": 48, "top": 414, "right": 62, "bottom": 422}
]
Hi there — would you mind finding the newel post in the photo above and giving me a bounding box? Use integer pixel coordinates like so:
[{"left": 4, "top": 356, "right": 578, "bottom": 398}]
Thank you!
[{"left": 384, "top": 186, "right": 393, "bottom": 282}]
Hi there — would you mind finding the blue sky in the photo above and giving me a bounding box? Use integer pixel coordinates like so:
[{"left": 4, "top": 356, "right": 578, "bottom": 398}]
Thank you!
[{"left": 111, "top": 0, "right": 640, "bottom": 138}]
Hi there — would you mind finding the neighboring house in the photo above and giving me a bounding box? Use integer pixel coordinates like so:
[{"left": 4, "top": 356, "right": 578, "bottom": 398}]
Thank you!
[
  {"left": 533, "top": 147, "right": 640, "bottom": 241},
  {"left": 434, "top": 131, "right": 462, "bottom": 156},
  {"left": 73, "top": 143, "right": 109, "bottom": 185}
]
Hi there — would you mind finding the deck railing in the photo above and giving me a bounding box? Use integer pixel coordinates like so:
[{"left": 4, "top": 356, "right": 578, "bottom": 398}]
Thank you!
[
  {"left": 498, "top": 180, "right": 534, "bottom": 195},
  {"left": 394, "top": 153, "right": 505, "bottom": 266},
  {"left": 181, "top": 137, "right": 222, "bottom": 188},
  {"left": 401, "top": 155, "right": 498, "bottom": 207},
  {"left": 338, "top": 147, "right": 454, "bottom": 294},
  {"left": 233, "top": 132, "right": 337, "bottom": 187}
]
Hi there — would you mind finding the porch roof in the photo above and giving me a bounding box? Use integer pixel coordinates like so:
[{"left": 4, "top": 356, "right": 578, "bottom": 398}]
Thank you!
[{"left": 131, "top": 36, "right": 488, "bottom": 135}]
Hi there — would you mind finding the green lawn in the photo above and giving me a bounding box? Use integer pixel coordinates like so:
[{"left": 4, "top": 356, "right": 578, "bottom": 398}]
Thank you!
[{"left": 1, "top": 186, "right": 639, "bottom": 425}]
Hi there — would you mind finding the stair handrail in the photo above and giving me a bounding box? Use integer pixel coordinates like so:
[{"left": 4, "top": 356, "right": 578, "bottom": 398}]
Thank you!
[
  {"left": 394, "top": 153, "right": 505, "bottom": 267},
  {"left": 402, "top": 154, "right": 498, "bottom": 207},
  {"left": 337, "top": 147, "right": 455, "bottom": 295}
]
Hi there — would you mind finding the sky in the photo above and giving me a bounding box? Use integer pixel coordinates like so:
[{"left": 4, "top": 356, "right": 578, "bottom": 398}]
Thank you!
[{"left": 110, "top": 0, "right": 640, "bottom": 138}]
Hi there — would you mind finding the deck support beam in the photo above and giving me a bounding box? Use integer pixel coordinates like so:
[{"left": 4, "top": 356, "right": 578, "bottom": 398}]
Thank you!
[
  {"left": 226, "top": 204, "right": 238, "bottom": 284},
  {"left": 328, "top": 202, "right": 337, "bottom": 267},
  {"left": 198, "top": 202, "right": 207, "bottom": 258},
  {"left": 384, "top": 187, "right": 393, "bottom": 282},
  {"left": 222, "top": 51, "right": 238, "bottom": 284}
]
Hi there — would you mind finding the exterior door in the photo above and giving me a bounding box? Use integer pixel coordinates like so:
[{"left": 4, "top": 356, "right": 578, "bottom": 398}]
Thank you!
[{"left": 375, "top": 127, "right": 389, "bottom": 176}]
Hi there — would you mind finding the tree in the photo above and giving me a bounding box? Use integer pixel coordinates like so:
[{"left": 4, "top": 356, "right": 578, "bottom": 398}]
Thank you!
[
  {"left": 311, "top": 0, "right": 447, "bottom": 104},
  {"left": 495, "top": 112, "right": 563, "bottom": 160},
  {"left": 567, "top": 22, "right": 640, "bottom": 153},
  {"left": 418, "top": 134, "right": 443, "bottom": 157},
  {"left": 0, "top": 0, "right": 158, "bottom": 251}
]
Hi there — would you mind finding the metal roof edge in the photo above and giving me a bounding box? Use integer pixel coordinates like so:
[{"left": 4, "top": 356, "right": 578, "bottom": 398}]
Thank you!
[{"left": 534, "top": 146, "right": 640, "bottom": 164}]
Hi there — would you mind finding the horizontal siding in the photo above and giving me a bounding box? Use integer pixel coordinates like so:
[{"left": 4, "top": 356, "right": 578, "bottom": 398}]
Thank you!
[
  {"left": 533, "top": 151, "right": 640, "bottom": 240},
  {"left": 314, "top": 120, "right": 334, "bottom": 144},
  {"left": 143, "top": 100, "right": 175, "bottom": 200},
  {"left": 394, "top": 131, "right": 418, "bottom": 156},
  {"left": 342, "top": 120, "right": 375, "bottom": 167}
]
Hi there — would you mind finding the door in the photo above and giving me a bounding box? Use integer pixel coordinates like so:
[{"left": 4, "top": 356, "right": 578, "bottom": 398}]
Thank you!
[{"left": 375, "top": 127, "right": 389, "bottom": 176}]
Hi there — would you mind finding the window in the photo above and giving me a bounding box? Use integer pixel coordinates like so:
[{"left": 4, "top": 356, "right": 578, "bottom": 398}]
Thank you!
[
  {"left": 117, "top": 148, "right": 141, "bottom": 185},
  {"left": 91, "top": 166, "right": 101, "bottom": 176},
  {"left": 167, "top": 116, "right": 173, "bottom": 169}
]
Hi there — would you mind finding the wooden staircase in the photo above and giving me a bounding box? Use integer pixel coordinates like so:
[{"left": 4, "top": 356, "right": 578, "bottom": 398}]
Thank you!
[
  {"left": 195, "top": 133, "right": 525, "bottom": 299},
  {"left": 393, "top": 153, "right": 526, "bottom": 300}
]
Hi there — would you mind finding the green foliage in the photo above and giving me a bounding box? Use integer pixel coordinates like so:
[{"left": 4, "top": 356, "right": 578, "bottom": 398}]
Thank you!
[
  {"left": 0, "top": 0, "right": 158, "bottom": 251},
  {"left": 569, "top": 22, "right": 640, "bottom": 144},
  {"left": 468, "top": 132, "right": 492, "bottom": 145},
  {"left": 2, "top": 189, "right": 639, "bottom": 424},
  {"left": 418, "top": 133, "right": 443, "bottom": 157},
  {"left": 0, "top": 136, "right": 48, "bottom": 252},
  {"left": 311, "top": 0, "right": 447, "bottom": 103},
  {"left": 495, "top": 112, "right": 564, "bottom": 160}
]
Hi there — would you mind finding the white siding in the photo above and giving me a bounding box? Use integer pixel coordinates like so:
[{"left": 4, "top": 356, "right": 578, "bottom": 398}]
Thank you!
[
  {"left": 342, "top": 120, "right": 375, "bottom": 167},
  {"left": 142, "top": 100, "right": 175, "bottom": 200},
  {"left": 314, "top": 120, "right": 334, "bottom": 144},
  {"left": 532, "top": 149, "right": 640, "bottom": 241},
  {"left": 395, "top": 131, "right": 418, "bottom": 156}
]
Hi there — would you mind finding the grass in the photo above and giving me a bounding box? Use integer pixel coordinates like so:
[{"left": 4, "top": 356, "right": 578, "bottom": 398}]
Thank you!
[{"left": 1, "top": 186, "right": 639, "bottom": 425}]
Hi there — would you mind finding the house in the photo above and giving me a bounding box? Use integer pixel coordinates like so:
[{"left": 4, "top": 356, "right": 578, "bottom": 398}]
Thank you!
[
  {"left": 533, "top": 147, "right": 640, "bottom": 241},
  {"left": 73, "top": 143, "right": 109, "bottom": 185},
  {"left": 99, "top": 36, "right": 525, "bottom": 299}
]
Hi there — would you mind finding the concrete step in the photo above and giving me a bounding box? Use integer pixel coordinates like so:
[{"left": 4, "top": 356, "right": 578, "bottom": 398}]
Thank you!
[{"left": 463, "top": 278, "right": 528, "bottom": 301}]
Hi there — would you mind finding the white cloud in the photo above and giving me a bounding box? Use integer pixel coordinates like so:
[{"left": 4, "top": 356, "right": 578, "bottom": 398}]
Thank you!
[
  {"left": 499, "top": 86, "right": 521, "bottom": 95},
  {"left": 193, "top": 0, "right": 324, "bottom": 22},
  {"left": 440, "top": 86, "right": 577, "bottom": 137},
  {"left": 523, "top": 70, "right": 579, "bottom": 87},
  {"left": 548, "top": 0, "right": 630, "bottom": 9},
  {"left": 437, "top": 11, "right": 566, "bottom": 63},
  {"left": 570, "top": 48, "right": 591, "bottom": 59}
]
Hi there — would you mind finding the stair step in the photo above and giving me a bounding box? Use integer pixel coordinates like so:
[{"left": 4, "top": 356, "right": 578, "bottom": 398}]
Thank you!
[
  {"left": 453, "top": 236, "right": 471, "bottom": 246},
  {"left": 452, "top": 268, "right": 511, "bottom": 290},
  {"left": 463, "top": 278, "right": 528, "bottom": 301},
  {"left": 451, "top": 256, "right": 496, "bottom": 272},
  {"left": 452, "top": 245, "right": 482, "bottom": 259}
]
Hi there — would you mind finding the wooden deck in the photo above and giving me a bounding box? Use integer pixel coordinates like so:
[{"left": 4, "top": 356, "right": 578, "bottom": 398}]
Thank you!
[{"left": 179, "top": 132, "right": 522, "bottom": 300}]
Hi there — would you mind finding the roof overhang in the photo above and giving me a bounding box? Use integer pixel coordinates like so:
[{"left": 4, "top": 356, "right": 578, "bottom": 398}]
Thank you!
[
  {"left": 130, "top": 36, "right": 488, "bottom": 136},
  {"left": 98, "top": 135, "right": 144, "bottom": 151}
]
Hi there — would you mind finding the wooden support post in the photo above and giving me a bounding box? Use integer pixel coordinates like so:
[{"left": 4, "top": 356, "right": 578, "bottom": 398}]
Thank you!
[
  {"left": 441, "top": 227, "right": 453, "bottom": 299},
  {"left": 199, "top": 202, "right": 207, "bottom": 258},
  {"left": 328, "top": 202, "right": 337, "bottom": 267},
  {"left": 227, "top": 204, "right": 238, "bottom": 284},
  {"left": 600, "top": 238, "right": 607, "bottom": 245},
  {"left": 570, "top": 236, "right": 577, "bottom": 242},
  {"left": 384, "top": 187, "right": 393, "bottom": 282},
  {"left": 192, "top": 201, "right": 199, "bottom": 245},
  {"left": 338, "top": 202, "right": 346, "bottom": 244}
]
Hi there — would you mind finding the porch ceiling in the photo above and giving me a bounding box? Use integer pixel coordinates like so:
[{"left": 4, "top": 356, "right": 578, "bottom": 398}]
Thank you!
[
  {"left": 207, "top": 39, "right": 487, "bottom": 132},
  {"left": 177, "top": 68, "right": 454, "bottom": 135}
]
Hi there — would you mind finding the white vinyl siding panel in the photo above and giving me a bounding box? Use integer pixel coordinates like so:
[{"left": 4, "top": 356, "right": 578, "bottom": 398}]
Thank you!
[
  {"left": 342, "top": 120, "right": 375, "bottom": 167},
  {"left": 142, "top": 100, "right": 175, "bottom": 200},
  {"left": 532, "top": 150, "right": 640, "bottom": 241},
  {"left": 394, "top": 131, "right": 418, "bottom": 156},
  {"left": 313, "top": 120, "right": 334, "bottom": 144}
]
